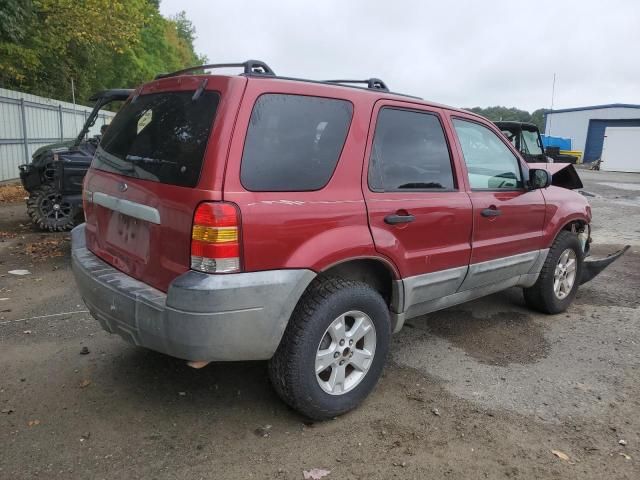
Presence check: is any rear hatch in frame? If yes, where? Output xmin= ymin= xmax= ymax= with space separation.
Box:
xmin=83 ymin=75 xmax=246 ymax=292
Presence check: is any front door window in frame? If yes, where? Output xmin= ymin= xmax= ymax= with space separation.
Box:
xmin=453 ymin=119 xmax=523 ymax=190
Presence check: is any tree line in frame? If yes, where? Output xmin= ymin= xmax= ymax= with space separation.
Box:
xmin=465 ymin=106 xmax=548 ymax=131
xmin=0 ymin=0 xmax=205 ymax=106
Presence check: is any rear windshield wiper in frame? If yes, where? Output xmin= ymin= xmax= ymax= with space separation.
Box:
xmin=95 ymin=149 xmax=135 ymax=172
xmin=125 ymin=155 xmax=177 ymax=166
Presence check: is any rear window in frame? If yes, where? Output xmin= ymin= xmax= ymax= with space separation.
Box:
xmin=93 ymin=91 xmax=220 ymax=188
xmin=240 ymin=94 xmax=353 ymax=191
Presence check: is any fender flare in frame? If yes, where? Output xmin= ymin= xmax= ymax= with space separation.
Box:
xmin=543 ymin=213 xmax=590 ymax=248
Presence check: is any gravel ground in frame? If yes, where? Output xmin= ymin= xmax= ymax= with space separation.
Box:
xmin=1 ymin=170 xmax=639 ymax=479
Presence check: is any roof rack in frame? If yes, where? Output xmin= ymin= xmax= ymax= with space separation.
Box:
xmin=324 ymin=78 xmax=389 ymax=92
xmin=155 ymin=60 xmax=275 ymax=80
xmin=152 ymin=61 xmax=419 ymax=99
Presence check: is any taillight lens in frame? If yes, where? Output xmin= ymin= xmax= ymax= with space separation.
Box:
xmin=191 ymin=202 xmax=241 ymax=273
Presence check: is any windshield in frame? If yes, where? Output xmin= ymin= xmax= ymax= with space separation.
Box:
xmin=93 ymin=91 xmax=220 ymax=187
xmin=521 ymin=129 xmax=543 ymax=156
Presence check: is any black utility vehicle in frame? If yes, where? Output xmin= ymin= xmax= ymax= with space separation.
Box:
xmin=19 ymin=89 xmax=132 ymax=231
xmin=496 ymin=121 xmax=579 ymax=164
xmin=495 ymin=121 xmax=550 ymax=163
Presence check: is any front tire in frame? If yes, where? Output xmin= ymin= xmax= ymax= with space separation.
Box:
xmin=268 ymin=277 xmax=391 ymax=420
xmin=523 ymin=230 xmax=583 ymax=314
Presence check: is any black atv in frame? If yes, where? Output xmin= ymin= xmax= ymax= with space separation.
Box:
xmin=18 ymin=89 xmax=132 ymax=231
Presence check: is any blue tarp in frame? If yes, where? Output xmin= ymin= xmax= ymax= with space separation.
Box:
xmin=541 ymin=134 xmax=571 ymax=150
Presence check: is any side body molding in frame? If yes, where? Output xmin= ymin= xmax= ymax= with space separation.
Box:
xmin=393 ymin=249 xmax=549 ymax=332
xmin=459 ymin=250 xmax=543 ymax=290
xmin=402 ymin=266 xmax=468 ymax=320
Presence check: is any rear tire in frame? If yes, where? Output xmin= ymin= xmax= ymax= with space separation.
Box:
xmin=26 ymin=184 xmax=76 ymax=232
xmin=268 ymin=277 xmax=390 ymax=420
xmin=523 ymin=230 xmax=583 ymax=314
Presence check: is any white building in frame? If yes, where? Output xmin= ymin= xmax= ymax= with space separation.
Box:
xmin=544 ymin=104 xmax=640 ymax=163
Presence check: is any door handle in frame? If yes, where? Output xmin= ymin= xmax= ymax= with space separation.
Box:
xmin=481 ymin=207 xmax=502 ymax=217
xmin=384 ymin=213 xmax=415 ymax=225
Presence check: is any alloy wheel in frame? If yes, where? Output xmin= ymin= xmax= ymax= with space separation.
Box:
xmin=553 ymin=248 xmax=577 ymax=300
xmin=315 ymin=310 xmax=377 ymax=395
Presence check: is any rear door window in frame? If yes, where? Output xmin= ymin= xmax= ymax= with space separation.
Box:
xmin=240 ymin=94 xmax=353 ymax=191
xmin=94 ymin=91 xmax=220 ymax=188
xmin=368 ymin=108 xmax=455 ymax=191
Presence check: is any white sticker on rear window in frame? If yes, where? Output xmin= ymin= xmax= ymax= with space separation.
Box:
xmin=137 ymin=109 xmax=152 ymax=134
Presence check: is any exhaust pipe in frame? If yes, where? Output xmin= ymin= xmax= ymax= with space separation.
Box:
xmin=187 ymin=360 xmax=210 ymax=369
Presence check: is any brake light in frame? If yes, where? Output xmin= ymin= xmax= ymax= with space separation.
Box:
xmin=191 ymin=202 xmax=241 ymax=273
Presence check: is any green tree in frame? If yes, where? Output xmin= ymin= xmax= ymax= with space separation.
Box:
xmin=465 ymin=106 xmax=548 ymax=131
xmin=172 ymin=11 xmax=195 ymax=45
xmin=0 ymin=0 xmax=33 ymax=42
xmin=530 ymin=109 xmax=548 ymax=132
xmin=0 ymin=0 xmax=204 ymax=105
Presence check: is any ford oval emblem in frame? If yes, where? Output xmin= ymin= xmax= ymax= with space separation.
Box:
xmin=118 ymin=182 xmax=128 ymax=193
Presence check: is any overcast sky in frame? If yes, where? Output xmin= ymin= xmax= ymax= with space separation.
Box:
xmin=160 ymin=0 xmax=639 ymax=112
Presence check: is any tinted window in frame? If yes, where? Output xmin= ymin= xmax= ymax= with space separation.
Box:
xmin=94 ymin=91 xmax=220 ymax=188
xmin=240 ymin=94 xmax=352 ymax=191
xmin=453 ymin=119 xmax=523 ymax=189
xmin=368 ymin=108 xmax=454 ymax=191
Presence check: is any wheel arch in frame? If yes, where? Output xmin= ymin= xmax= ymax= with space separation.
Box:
xmin=318 ymin=256 xmax=403 ymax=315
xmin=544 ymin=212 xmax=590 ymax=248
xmin=560 ymin=219 xmax=588 ymax=233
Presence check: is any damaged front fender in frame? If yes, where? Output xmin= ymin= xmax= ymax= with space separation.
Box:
xmin=580 ymin=245 xmax=630 ymax=285
xmin=528 ymin=162 xmax=584 ymax=190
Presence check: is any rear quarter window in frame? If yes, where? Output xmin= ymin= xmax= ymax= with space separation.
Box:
xmin=240 ymin=94 xmax=353 ymax=191
xmin=94 ymin=91 xmax=220 ymax=188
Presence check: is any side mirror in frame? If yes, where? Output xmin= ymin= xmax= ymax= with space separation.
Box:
xmin=528 ymin=168 xmax=551 ymax=189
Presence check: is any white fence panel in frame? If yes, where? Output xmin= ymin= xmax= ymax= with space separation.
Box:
xmin=0 ymin=87 xmax=116 ymax=181
xmin=0 ymin=101 xmax=22 ymax=139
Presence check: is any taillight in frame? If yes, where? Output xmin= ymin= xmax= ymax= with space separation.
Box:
xmin=191 ymin=202 xmax=241 ymax=273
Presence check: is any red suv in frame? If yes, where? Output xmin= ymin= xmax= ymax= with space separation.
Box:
xmin=71 ymin=61 xmax=626 ymax=419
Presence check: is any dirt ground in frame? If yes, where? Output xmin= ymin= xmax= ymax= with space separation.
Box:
xmin=1 ymin=170 xmax=639 ymax=479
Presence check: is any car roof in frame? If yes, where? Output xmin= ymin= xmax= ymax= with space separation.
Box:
xmin=150 ymin=60 xmax=479 ymax=121
xmin=247 ymin=74 xmax=480 ymax=122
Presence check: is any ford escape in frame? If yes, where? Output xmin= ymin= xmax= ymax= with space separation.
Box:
xmin=71 ymin=60 xmax=627 ymax=419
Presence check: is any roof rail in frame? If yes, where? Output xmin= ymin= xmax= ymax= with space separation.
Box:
xmin=324 ymin=78 xmax=389 ymax=92
xmin=155 ymin=60 xmax=275 ymax=80
xmin=151 ymin=64 xmax=418 ymax=98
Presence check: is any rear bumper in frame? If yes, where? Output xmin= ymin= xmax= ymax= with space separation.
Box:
xmin=71 ymin=224 xmax=315 ymax=361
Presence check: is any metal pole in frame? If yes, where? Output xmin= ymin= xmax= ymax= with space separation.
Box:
xmin=58 ymin=104 xmax=64 ymax=140
xmin=547 ymin=73 xmax=556 ymax=136
xmin=71 ymin=78 xmax=78 ymax=132
xmin=19 ymin=98 xmax=29 ymax=163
